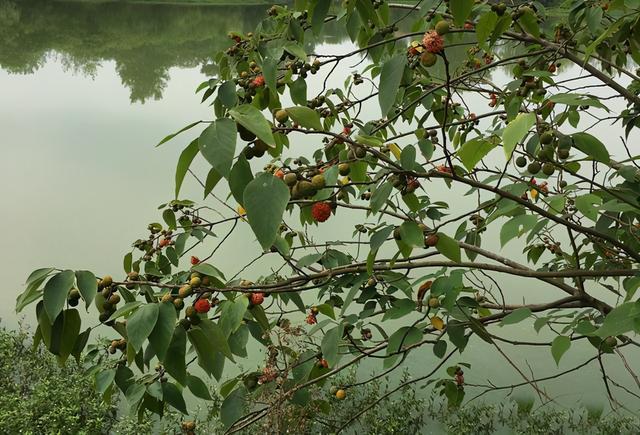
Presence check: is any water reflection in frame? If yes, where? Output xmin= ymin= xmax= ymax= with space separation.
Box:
xmin=0 ymin=0 xmax=266 ymax=102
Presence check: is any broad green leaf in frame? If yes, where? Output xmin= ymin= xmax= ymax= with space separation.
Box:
xmin=197 ymin=319 xmax=233 ymax=360
xmin=230 ymin=105 xmax=275 ymax=147
xmin=503 ymin=112 xmax=535 ymax=159
xmin=229 ymin=155 xmax=254 ymax=207
xmin=450 ymin=0 xmax=474 ymax=26
xmin=311 ymin=0 xmax=330 ymax=35
xmin=285 ymin=106 xmax=323 ymax=130
xmin=571 ymin=132 xmax=610 ymax=163
xmin=148 ymin=301 xmax=177 ymax=361
xmin=594 ymin=301 xmax=640 ymax=337
xmin=218 ymin=80 xmax=238 ymax=108
xmin=575 ymin=194 xmax=602 ymax=222
xmin=107 ymin=301 xmax=143 ymax=321
xmin=188 ymin=327 xmax=226 ymax=379
xmin=163 ymin=209 xmax=177 ymax=230
xmin=551 ymin=336 xmax=571 ymax=366
xmin=71 ymin=328 xmax=91 ymax=364
xmin=400 ymin=145 xmax=416 ymax=170
xmin=199 ymin=118 xmax=237 ymax=178
xmin=370 ymin=182 xmax=393 ymax=214
xmin=220 ymin=386 xmax=247 ymax=428
xmin=125 ymin=383 xmax=146 ymax=407
xmin=204 ymin=167 xmax=222 ymax=198
xmin=43 ymin=270 xmax=75 ymax=323
xmin=16 ymin=278 xmax=45 ymax=314
xmin=163 ymin=382 xmax=188 ymax=414
xmin=52 ymin=308 xmax=81 ymax=365
xmin=96 ymin=369 xmax=116 ymax=395
xmin=243 ymin=172 xmax=291 ymax=251
xmin=500 ymin=215 xmax=538 ymax=247
xmin=220 ymin=296 xmax=249 ymax=338
xmin=399 ymin=221 xmax=424 ymax=247
xmin=289 ymin=77 xmax=307 ymax=106
xmin=320 ymin=324 xmax=344 ymax=368
xmin=457 ymin=138 xmax=497 ymax=171
xmin=75 ymin=270 xmax=97 ymax=309
xmin=191 ymin=262 xmax=226 ymax=282
xmin=436 ymin=232 xmax=461 ymax=263
xmin=378 ymin=54 xmax=406 ymax=117
xmin=126 ymin=303 xmax=160 ymax=352
xmin=175 ymin=139 xmax=200 ymax=198
xmin=476 ymin=12 xmax=498 ymax=50
xmin=500 ymin=308 xmax=532 ymax=325
xmin=26 ymin=267 xmax=54 ymax=286
xmin=315 ymin=303 xmax=335 ymax=320
xmin=164 ymin=326 xmax=187 ymax=385
xmin=385 ymin=326 xmax=422 ymax=368
xmin=187 ymin=375 xmax=213 ymax=401
xmin=262 ymin=57 xmax=278 ymax=92
xmin=382 ymin=299 xmax=416 ymax=321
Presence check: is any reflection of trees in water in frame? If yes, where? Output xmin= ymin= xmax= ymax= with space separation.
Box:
xmin=0 ymin=0 xmax=562 ymax=102
xmin=0 ymin=0 xmax=265 ymax=102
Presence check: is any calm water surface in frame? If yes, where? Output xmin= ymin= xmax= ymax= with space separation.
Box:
xmin=1 ymin=0 xmax=638 ymax=415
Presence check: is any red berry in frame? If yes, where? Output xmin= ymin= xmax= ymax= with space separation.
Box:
xmin=194 ymin=299 xmax=211 ymax=313
xmin=250 ymin=292 xmax=265 ymax=305
xmin=252 ymin=75 xmax=265 ymax=87
xmin=311 ymin=202 xmax=332 ymax=223
xmin=305 ymin=313 xmax=317 ymax=325
xmin=190 ymin=256 xmax=200 ymax=265
xmin=159 ymin=238 xmax=170 ymax=248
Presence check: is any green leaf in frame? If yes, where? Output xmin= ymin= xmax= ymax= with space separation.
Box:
xmin=571 ymin=132 xmax=610 ymax=163
xmin=192 ymin=263 xmax=226 ymax=283
xmin=519 ymin=9 xmax=540 ymax=37
xmin=433 ymin=340 xmax=447 ymax=358
xmin=96 ymin=369 xmax=116 ymax=395
xmin=187 ymin=375 xmax=213 ymax=401
xmin=289 ymin=77 xmax=307 ymax=106
xmin=315 ymin=303 xmax=336 ymax=320
xmin=220 ymin=386 xmax=247 ymax=428
xmin=230 ymin=105 xmax=275 ymax=147
xmin=43 ymin=270 xmax=75 ymax=323
xmin=500 ymin=215 xmax=538 ymax=247
xmin=594 ymin=301 xmax=640 ymax=337
xmin=156 ymin=121 xmax=203 ymax=147
xmin=575 ymin=194 xmax=602 ymax=222
xmin=204 ymin=167 xmax=222 ymax=198
xmin=399 ymin=221 xmax=424 ymax=247
xmin=163 ymin=209 xmax=177 ymax=230
xmin=476 ymin=12 xmax=498 ymax=50
xmin=26 ymin=267 xmax=55 ymax=286
xmin=162 ymin=382 xmax=188 ymax=414
xmin=126 ymin=303 xmax=160 ymax=352
xmin=450 ymin=0 xmax=474 ymax=26
xmin=285 ymin=106 xmax=323 ymax=130
xmin=125 ymin=384 xmax=146 ymax=407
xmin=378 ymin=54 xmax=406 ymax=117
xmin=229 ymin=155 xmax=254 ymax=207
xmin=220 ymin=297 xmax=249 ymax=338
xmin=311 ymin=0 xmax=330 ymax=35
xmin=385 ymin=326 xmax=422 ymax=368
xmin=52 ymin=308 xmax=81 ymax=365
xmin=551 ymin=336 xmax=571 ymax=366
xmin=370 ymin=182 xmax=393 ymax=214
xmin=107 ymin=301 xmax=143 ymax=321
xmin=175 ymin=139 xmax=200 ymax=198
xmin=188 ymin=327 xmax=226 ymax=380
xmin=400 ymin=145 xmax=416 ymax=170
xmin=382 ymin=299 xmax=416 ymax=321
xmin=503 ymin=113 xmax=535 ymax=159
xmin=199 ymin=118 xmax=237 ymax=178
xmin=320 ymin=324 xmax=344 ymax=368
xmin=218 ymin=80 xmax=238 ymax=108
xmin=262 ymin=57 xmax=278 ymax=92
xmin=148 ymin=301 xmax=177 ymax=361
xmin=197 ymin=319 xmax=234 ymax=361
xmin=164 ymin=326 xmax=187 ymax=385
xmin=436 ymin=232 xmax=461 ymax=263
xmin=501 ymin=308 xmax=532 ymax=325
xmin=243 ymin=172 xmax=291 ymax=251
xmin=457 ymin=138 xmax=497 ymax=171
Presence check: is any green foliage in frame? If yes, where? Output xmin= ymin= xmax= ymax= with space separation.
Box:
xmin=0 ymin=324 xmax=118 ymax=435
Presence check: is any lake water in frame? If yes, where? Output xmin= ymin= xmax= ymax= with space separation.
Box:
xmin=1 ymin=0 xmax=639 ymax=416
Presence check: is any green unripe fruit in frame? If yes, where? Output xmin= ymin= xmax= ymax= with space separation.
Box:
xmin=297 ymin=180 xmax=317 ymax=197
xmin=185 ymin=306 xmax=197 ymax=317
xmin=99 ymin=312 xmax=110 ymax=323
xmin=101 ymin=275 xmax=113 ymax=287
xmin=238 ymin=124 xmax=256 ymax=141
xmin=102 ymin=302 xmax=113 ymax=312
xmin=528 ymin=162 xmax=541 ymax=174
xmin=435 ymin=20 xmax=450 ymax=35
xmin=393 ymin=227 xmax=402 ymax=240
xmin=179 ymin=318 xmax=191 ymax=330
xmin=284 ymin=173 xmax=298 ymax=186
xmin=69 ymin=288 xmax=81 ymax=299
xmin=108 ymin=294 xmax=121 ymax=305
xmin=354 ymin=146 xmax=367 ymax=158
xmin=515 ymin=156 xmax=527 ymax=168
xmin=311 ymin=174 xmax=326 ymax=189
xmin=428 ymin=297 xmax=440 ymax=308
xmin=559 ymin=180 xmax=568 ymax=188
xmin=254 ymin=140 xmax=269 ymax=153
xmin=420 ymin=52 xmax=437 ymax=67
xmin=178 ymin=285 xmax=192 ymax=298
xmin=557 ymin=149 xmax=570 ymax=160
xmin=188 ymin=315 xmax=201 ymax=325
xmin=173 ymin=298 xmax=185 ymax=310
xmin=190 ymin=276 xmax=202 ymax=287
xmin=338 ymin=163 xmax=351 ymax=176
xmin=604 ymin=336 xmax=617 ymax=348
xmin=540 ymin=131 xmax=553 ymax=144
xmin=542 ymin=162 xmax=555 ymax=176
xmin=275 ymin=109 xmax=289 ymax=123
xmin=68 ymin=297 xmax=79 ymax=307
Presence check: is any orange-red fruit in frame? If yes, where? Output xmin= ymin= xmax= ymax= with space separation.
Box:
xmin=159 ymin=238 xmax=170 ymax=247
xmin=194 ymin=299 xmax=211 ymax=313
xmin=190 ymin=256 xmax=200 ymax=265
xmin=311 ymin=202 xmax=332 ymax=222
xmin=274 ymin=169 xmax=285 ymax=179
xmin=250 ymin=292 xmax=265 ymax=305
xmin=422 ymin=31 xmax=444 ymax=53
xmin=252 ymin=75 xmax=265 ymax=87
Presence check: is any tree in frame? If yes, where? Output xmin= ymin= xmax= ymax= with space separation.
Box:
xmin=16 ymin=1 xmax=640 ymax=432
